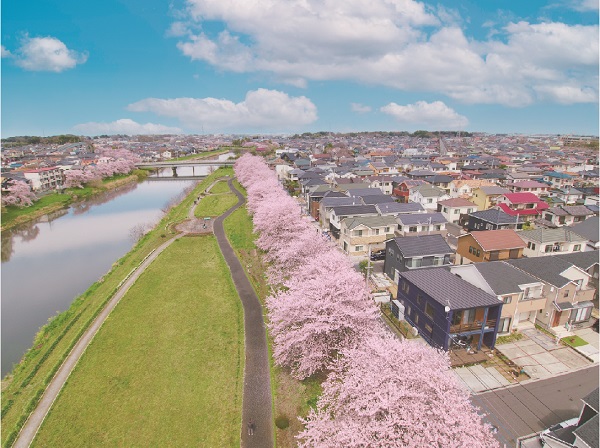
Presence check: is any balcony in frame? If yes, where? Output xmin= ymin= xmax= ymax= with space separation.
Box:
xmin=450 ymin=319 xmax=496 ymax=334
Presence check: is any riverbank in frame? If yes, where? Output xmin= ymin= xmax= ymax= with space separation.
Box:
xmin=1 ymin=168 xmax=232 ymax=448
xmin=1 ymin=171 xmax=147 ymax=231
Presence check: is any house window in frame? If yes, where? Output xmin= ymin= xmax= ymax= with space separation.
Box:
xmin=409 ymin=226 xmax=417 ymax=232
xmin=573 ymin=244 xmax=581 ymax=252
xmin=499 ymin=318 xmax=511 ymax=333
xmin=416 ymin=294 xmax=422 ymax=305
xmin=355 ymin=245 xmax=363 ymax=252
xmin=414 ymin=314 xmax=419 ymax=325
xmin=384 ymin=227 xmax=390 ymax=233
xmin=545 ymin=245 xmax=553 ymax=253
xmin=427 ymin=198 xmax=433 ymax=203
xmin=503 ymin=296 xmax=512 ymax=304
xmin=476 ymin=249 xmax=481 ymax=257
xmin=563 ymin=290 xmax=569 ymax=298
xmin=375 ymin=228 xmax=380 ymax=235
xmin=401 ymin=281 xmax=410 ymax=294
xmin=469 ymin=246 xmax=474 ymax=254
xmin=424 ymin=323 xmax=433 ymax=336
xmin=356 ymin=229 xmax=363 ymax=237
xmin=425 ymin=302 xmax=435 ymax=319
xmin=489 ymin=251 xmax=500 ymax=261
xmin=509 ymin=249 xmax=520 ymax=258
xmin=454 ymin=209 xmax=459 ymax=214
xmin=434 ymin=225 xmax=442 ymax=231
xmin=407 ymin=305 xmax=412 ymax=317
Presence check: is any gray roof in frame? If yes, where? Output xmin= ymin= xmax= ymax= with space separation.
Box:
xmin=507 ymin=257 xmax=580 ymax=288
xmin=377 ymin=202 xmax=425 ymax=215
xmin=397 ymin=212 xmax=447 ymax=225
xmin=474 ymin=262 xmax=541 ymax=295
xmin=391 ymin=234 xmax=452 ymax=258
xmin=469 ymin=208 xmax=521 ymax=224
xmin=331 ymin=204 xmax=379 ymax=217
xmin=548 ymin=205 xmax=595 ymax=217
xmin=411 ymin=184 xmax=447 ymax=197
xmin=574 ymin=414 xmax=599 ymax=448
xmin=553 ymin=250 xmax=599 ymax=271
xmin=321 ymin=197 xmax=362 ymax=208
xmin=400 ymin=268 xmax=501 ymax=310
xmin=343 ymin=215 xmax=398 ymax=230
xmin=570 ymin=216 xmax=600 ymax=243
xmin=361 ymin=195 xmax=395 ymax=205
xmin=583 ymin=387 xmax=599 ymax=412
xmin=347 ymin=188 xmax=386 ymax=197
xmin=478 ymin=186 xmax=510 ymax=195
xmin=517 ymin=227 xmax=588 ymax=244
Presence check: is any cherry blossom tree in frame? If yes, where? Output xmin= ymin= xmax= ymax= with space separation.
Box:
xmin=2 ymin=180 xmax=37 ymax=207
xmin=297 ymin=332 xmax=499 ymax=448
xmin=267 ymin=250 xmax=379 ymax=379
xmin=64 ymin=169 xmax=100 ymax=188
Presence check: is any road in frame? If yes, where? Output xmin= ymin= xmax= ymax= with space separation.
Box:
xmin=473 ymin=365 xmax=599 ymax=447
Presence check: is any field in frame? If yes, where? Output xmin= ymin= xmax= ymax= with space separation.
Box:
xmin=195 ymin=193 xmax=239 ymax=218
xmin=31 ymin=236 xmax=244 ymax=447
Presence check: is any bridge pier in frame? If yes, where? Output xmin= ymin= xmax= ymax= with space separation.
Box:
xmin=172 ymin=166 xmax=178 ymax=177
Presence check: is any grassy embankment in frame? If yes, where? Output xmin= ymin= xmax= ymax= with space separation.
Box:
xmin=170 ymin=148 xmax=231 ymax=161
xmin=222 ymin=181 xmax=322 ymax=448
xmin=0 ymin=167 xmax=232 ymax=448
xmin=32 ymin=236 xmax=244 ymax=447
xmin=1 ymin=171 xmax=149 ymax=231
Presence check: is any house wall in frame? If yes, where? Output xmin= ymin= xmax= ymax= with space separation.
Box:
xmin=522 ymin=240 xmax=585 ymax=258
xmin=456 ymin=235 xmax=485 ymax=264
xmin=383 ymin=241 xmax=451 ymax=280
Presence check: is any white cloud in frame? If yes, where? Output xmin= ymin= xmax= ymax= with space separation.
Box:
xmin=73 ymin=119 xmax=182 ymax=136
xmin=127 ymin=88 xmax=318 ymax=132
xmin=571 ymin=0 xmax=599 ymax=11
xmin=14 ymin=36 xmax=87 ymax=72
xmin=1 ymin=45 xmax=12 ymax=58
xmin=351 ymin=103 xmax=372 ymax=113
xmin=381 ymin=101 xmax=469 ymax=129
xmin=173 ymin=1 xmax=599 ymax=106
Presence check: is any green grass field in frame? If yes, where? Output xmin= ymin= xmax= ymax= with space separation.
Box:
xmin=1 ymin=168 xmax=234 ymax=448
xmin=32 ymin=236 xmax=244 ymax=447
xmin=195 ymin=193 xmax=239 ymax=218
xmin=209 ymin=180 xmax=233 ymax=195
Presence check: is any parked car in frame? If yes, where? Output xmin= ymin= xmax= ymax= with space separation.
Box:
xmin=370 ymin=250 xmax=386 ymax=261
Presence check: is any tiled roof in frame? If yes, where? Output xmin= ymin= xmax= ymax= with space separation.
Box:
xmin=361 ymin=195 xmax=395 ymax=205
xmin=469 ymin=209 xmax=521 ymax=224
xmin=573 ymin=414 xmax=599 ymax=448
xmin=517 ymin=227 xmax=587 ymax=244
xmin=397 ymin=212 xmax=447 ymax=225
xmin=570 ymin=217 xmax=600 ymax=243
xmin=507 ymin=256 xmax=579 ymax=288
xmin=331 ymin=204 xmax=378 ymax=217
xmin=438 ymin=198 xmax=476 ymax=208
xmin=377 ymin=202 xmax=425 ymax=214
xmin=343 ymin=215 xmax=397 ymax=230
xmin=469 ymin=229 xmax=526 ymax=251
xmin=478 ymin=186 xmax=510 ymax=195
xmin=498 ymin=203 xmax=548 ymax=216
xmin=347 ymin=188 xmax=385 ymax=197
xmin=321 ymin=197 xmax=362 ymax=207
xmin=392 ymin=234 xmax=452 ymax=258
xmin=474 ymin=261 xmax=541 ymax=295
xmin=400 ymin=267 xmax=500 ymax=310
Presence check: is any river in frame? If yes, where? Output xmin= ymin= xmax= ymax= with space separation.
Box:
xmin=1 ymin=179 xmax=195 ymax=377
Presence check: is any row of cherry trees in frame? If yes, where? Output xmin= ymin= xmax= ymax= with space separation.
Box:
xmin=234 ymin=154 xmax=498 ymax=447
xmin=1 ymin=180 xmax=37 ymax=208
xmin=64 ymin=149 xmax=140 ymax=188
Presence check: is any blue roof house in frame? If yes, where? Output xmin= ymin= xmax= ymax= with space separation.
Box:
xmin=397 ymin=267 xmax=503 ymax=351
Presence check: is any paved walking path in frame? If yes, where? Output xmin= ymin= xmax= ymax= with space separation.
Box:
xmin=14 ymin=176 xmax=273 ymax=448
xmin=213 ymin=179 xmax=274 ymax=448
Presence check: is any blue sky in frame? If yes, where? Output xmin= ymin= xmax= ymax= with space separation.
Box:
xmin=2 ymin=0 xmax=598 ymax=137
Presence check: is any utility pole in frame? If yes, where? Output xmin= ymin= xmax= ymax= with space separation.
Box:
xmin=366 ymin=244 xmax=372 ymax=287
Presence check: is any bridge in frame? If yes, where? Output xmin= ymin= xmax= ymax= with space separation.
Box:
xmin=136 ymin=160 xmax=235 ymax=178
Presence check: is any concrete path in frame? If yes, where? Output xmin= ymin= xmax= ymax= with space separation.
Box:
xmin=13 ymin=235 xmax=181 ymax=448
xmin=213 ymin=179 xmax=274 ymax=448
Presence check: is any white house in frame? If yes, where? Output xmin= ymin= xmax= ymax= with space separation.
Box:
xmin=518 ymin=228 xmax=588 ymax=257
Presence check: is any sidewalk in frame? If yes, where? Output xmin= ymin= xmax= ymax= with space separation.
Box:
xmin=454 ymin=325 xmax=596 ymax=394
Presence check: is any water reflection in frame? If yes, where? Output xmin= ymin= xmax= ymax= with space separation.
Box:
xmin=1 ymin=179 xmax=195 ymax=376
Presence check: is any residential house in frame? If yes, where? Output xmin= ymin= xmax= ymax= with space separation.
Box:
xmin=367 ymin=175 xmax=394 ymax=195
xmin=392 ymin=179 xmax=428 ymax=203
xmin=496 ymin=192 xmax=549 ymax=222
xmin=383 ymin=234 xmax=453 ymax=284
xmin=543 ymin=171 xmax=574 ymax=189
xmin=450 ymin=262 xmax=546 ymax=334
xmin=542 ymin=205 xmax=595 ymax=227
xmin=456 ymin=229 xmax=526 ymax=264
xmin=307 ymin=189 xmax=347 ymax=221
xmin=22 ymin=167 xmax=64 ymax=191
xmin=376 ymin=202 xmax=426 ymax=216
xmin=437 ymin=198 xmax=477 ymax=224
xmin=570 ymin=217 xmax=600 ymax=251
xmin=448 ymin=179 xmax=496 ymax=199
xmin=472 ymin=186 xmax=511 ymax=211
xmin=408 ymin=184 xmax=450 ymax=211
xmin=518 ymin=228 xmax=588 ymax=257
xmin=319 ymin=196 xmax=363 ymax=229
xmin=508 ymin=256 xmax=596 ymax=331
xmin=339 ymin=215 xmax=397 ymax=254
xmin=548 ymin=187 xmax=584 ymax=205
xmin=328 ymin=205 xmax=379 ymax=239
xmin=424 ymin=175 xmax=454 ymax=193
xmin=397 ymin=267 xmax=502 ymax=351
xmin=396 ymin=212 xmax=448 ymax=238
xmin=464 ymin=209 xmax=524 ymax=232
xmin=504 ymin=180 xmax=550 ymax=196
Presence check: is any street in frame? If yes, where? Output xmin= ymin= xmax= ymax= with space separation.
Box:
xmin=473 ymin=365 xmax=599 ymax=447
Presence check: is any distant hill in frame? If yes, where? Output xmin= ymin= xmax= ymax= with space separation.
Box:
xmin=1 ymin=134 xmax=85 ymax=148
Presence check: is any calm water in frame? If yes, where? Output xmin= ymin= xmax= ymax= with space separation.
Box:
xmin=1 ymin=179 xmax=195 ymax=376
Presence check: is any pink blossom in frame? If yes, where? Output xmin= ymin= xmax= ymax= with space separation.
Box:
xmin=2 ymin=180 xmax=37 ymax=207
